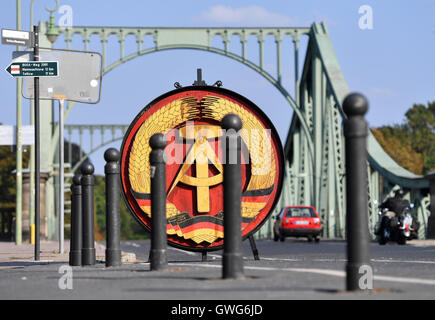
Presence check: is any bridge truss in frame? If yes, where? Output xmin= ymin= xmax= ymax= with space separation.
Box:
xmin=34 ymin=19 xmax=430 ymax=240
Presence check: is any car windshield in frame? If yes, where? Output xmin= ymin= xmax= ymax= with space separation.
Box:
xmin=285 ymin=207 xmax=316 ymax=218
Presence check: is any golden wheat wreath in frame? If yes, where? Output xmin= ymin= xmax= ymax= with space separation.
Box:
xmin=121 ymin=87 xmax=283 ymax=250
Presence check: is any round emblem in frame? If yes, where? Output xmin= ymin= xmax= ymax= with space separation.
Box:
xmin=120 ymin=86 xmax=283 ymax=251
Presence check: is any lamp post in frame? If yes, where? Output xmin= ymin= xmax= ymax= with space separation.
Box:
xmin=15 ymin=0 xmax=23 ymax=245
xmin=28 ymin=0 xmax=59 ymax=246
xmin=44 ymin=7 xmax=62 ymax=252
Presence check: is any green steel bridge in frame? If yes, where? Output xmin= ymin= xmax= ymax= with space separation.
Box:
xmin=28 ymin=17 xmax=430 ymax=241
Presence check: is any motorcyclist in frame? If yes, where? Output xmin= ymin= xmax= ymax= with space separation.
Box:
xmin=377 ymin=189 xmax=413 ymax=244
xmin=379 ymin=189 xmax=410 ymax=220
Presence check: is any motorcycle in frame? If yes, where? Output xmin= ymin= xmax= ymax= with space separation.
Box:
xmin=375 ymin=205 xmax=415 ymax=245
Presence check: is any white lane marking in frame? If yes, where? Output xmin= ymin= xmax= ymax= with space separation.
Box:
xmin=252 ymin=257 xmax=435 ymax=265
xmin=166 ymin=247 xmax=222 ymax=259
xmin=374 ymin=275 xmax=435 ymax=286
xmin=373 ymin=259 xmax=435 ymax=264
xmin=124 ymin=242 xmax=140 ymax=247
xmin=171 ymin=263 xmax=435 ymax=286
xmin=260 ymin=257 xmax=301 ymax=262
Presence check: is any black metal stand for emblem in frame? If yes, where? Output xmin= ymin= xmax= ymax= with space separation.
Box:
xmin=248 ymin=235 xmax=260 ymax=261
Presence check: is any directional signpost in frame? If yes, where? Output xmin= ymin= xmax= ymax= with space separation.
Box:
xmin=1 ymin=28 xmax=33 ymax=47
xmin=4 ymin=26 xmax=102 ymax=259
xmin=5 ymin=61 xmax=58 ymax=78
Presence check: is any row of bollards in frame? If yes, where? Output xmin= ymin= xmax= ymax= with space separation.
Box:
xmin=67 ymin=93 xmax=370 ymax=290
xmin=68 ymin=114 xmax=245 ymax=279
xmin=69 ymin=162 xmax=96 ymax=266
xmin=69 ymin=149 xmax=121 ymax=268
xmin=148 ymin=114 xmax=245 ymax=278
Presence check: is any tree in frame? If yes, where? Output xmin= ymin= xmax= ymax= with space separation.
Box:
xmin=372 ymin=101 xmax=435 ymax=175
xmin=0 ymin=146 xmax=30 ymax=209
xmin=404 ymin=101 xmax=435 ymax=173
xmin=371 ymin=128 xmax=424 ymax=175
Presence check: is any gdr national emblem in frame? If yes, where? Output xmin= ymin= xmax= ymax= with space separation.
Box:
xmin=120 ymin=84 xmax=283 ymax=251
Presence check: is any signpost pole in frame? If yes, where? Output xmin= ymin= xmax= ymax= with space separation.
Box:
xmin=59 ymin=99 xmax=65 ymax=253
xmin=33 ymin=25 xmax=40 ymax=261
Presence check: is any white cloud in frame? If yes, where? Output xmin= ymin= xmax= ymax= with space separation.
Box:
xmin=193 ymin=5 xmax=299 ymax=27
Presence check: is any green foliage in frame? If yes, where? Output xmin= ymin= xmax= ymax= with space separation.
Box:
xmin=0 ymin=146 xmax=30 ymax=209
xmin=371 ymin=128 xmax=424 ymax=174
xmin=372 ymin=101 xmax=435 ymax=175
xmin=94 ymin=175 xmax=149 ymax=240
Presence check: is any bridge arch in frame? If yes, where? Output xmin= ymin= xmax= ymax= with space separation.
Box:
xmin=55 ymin=42 xmax=314 ymax=163
xmin=40 ymin=22 xmax=430 ymax=240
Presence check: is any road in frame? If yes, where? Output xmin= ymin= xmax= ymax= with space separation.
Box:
xmin=1 ymin=238 xmax=434 ymax=300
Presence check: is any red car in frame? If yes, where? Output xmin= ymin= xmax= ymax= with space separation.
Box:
xmin=273 ymin=206 xmax=322 ymax=242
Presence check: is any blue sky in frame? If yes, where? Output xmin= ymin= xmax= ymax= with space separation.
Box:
xmin=1 ymin=0 xmax=434 ymax=174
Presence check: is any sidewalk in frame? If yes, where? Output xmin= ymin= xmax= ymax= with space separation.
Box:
xmin=0 ymin=240 xmax=136 ymax=267
xmin=407 ymin=239 xmax=435 ymax=246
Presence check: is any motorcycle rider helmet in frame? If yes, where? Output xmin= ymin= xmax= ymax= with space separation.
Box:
xmin=394 ymin=189 xmax=404 ymax=198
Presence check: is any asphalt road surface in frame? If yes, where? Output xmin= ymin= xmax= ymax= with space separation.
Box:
xmin=1 ymin=238 xmax=435 ymax=300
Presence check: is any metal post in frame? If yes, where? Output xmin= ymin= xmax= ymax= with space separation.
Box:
xmin=81 ymin=162 xmax=96 ymax=266
xmin=343 ymin=93 xmax=371 ymax=291
xmin=276 ymin=37 xmax=282 ymax=85
xmin=29 ymin=98 xmax=35 ymax=245
xmin=149 ymin=133 xmax=168 ymax=271
xmin=59 ymin=99 xmax=65 ymax=253
xmin=29 ymin=0 xmax=35 ymax=243
xmin=293 ymin=37 xmax=300 ymax=106
xmin=15 ymin=0 xmax=22 ymax=246
xmin=104 ymin=148 xmax=121 ymax=267
xmin=33 ymin=25 xmax=40 ymax=261
xmin=221 ymin=114 xmax=244 ymax=279
xmin=248 ymin=235 xmax=260 ymax=261
xmin=201 ymin=251 xmax=207 ymax=262
xmin=69 ymin=174 xmax=82 ymax=266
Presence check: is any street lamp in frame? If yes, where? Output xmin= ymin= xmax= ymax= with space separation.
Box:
xmin=45 ymin=11 xmax=59 ymax=44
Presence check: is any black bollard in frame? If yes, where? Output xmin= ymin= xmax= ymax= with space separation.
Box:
xmin=343 ymin=93 xmax=371 ymax=291
xmin=221 ymin=114 xmax=244 ymax=279
xmin=149 ymin=133 xmax=168 ymax=271
xmin=81 ymin=162 xmax=96 ymax=266
xmin=69 ymin=174 xmax=82 ymax=266
xmin=104 ymin=148 xmax=122 ymax=267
